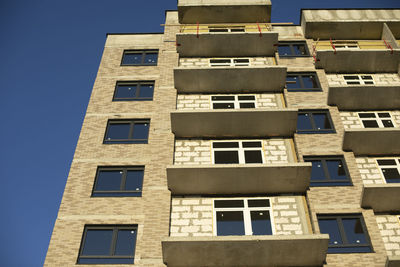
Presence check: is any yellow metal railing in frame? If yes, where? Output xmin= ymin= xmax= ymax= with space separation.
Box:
xmin=180 ymin=23 xmax=272 ymax=34
xmin=314 ymin=40 xmax=388 ymax=50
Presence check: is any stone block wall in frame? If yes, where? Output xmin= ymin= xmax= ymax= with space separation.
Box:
xmin=340 ymin=111 xmax=400 ymax=129
xmin=176 ymin=93 xmax=281 ymax=110
xmin=179 ymin=57 xmax=275 ymax=67
xmin=174 ymin=138 xmax=293 ymax=165
xmin=376 ymin=215 xmax=400 ymax=256
xmin=356 ymin=157 xmax=395 ymax=185
xmin=170 ymin=196 xmax=309 ymax=237
xmin=326 ymin=73 xmax=400 ymax=86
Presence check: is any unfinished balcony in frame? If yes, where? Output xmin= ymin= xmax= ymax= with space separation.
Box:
xmin=178 ymin=0 xmax=271 ymax=24
xmin=162 ymin=196 xmax=329 ymax=267
xmin=167 ymin=139 xmax=311 ymax=194
xmin=314 ymin=40 xmax=400 ymax=73
xmin=327 ymin=73 xmax=400 ymax=110
xmin=174 ymin=57 xmax=287 ymax=93
xmin=176 ymin=24 xmax=278 ymax=57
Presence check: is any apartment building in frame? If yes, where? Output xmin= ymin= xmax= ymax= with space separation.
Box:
xmin=45 ymin=1 xmax=400 ymax=266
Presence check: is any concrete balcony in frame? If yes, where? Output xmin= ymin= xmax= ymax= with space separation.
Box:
xmin=342 ymin=128 xmax=400 ymax=155
xmin=162 ymin=234 xmax=329 ymax=267
xmin=328 ymin=84 xmax=400 ymax=110
xmin=176 ymin=25 xmax=278 ymax=57
xmin=361 ymin=184 xmax=400 ymax=212
xmin=387 ymin=255 xmax=400 ymax=267
xmin=174 ymin=66 xmax=287 ymax=93
xmin=166 ymin=163 xmax=312 ymax=195
xmin=178 ymin=0 xmax=271 ymax=24
xmin=171 ymin=108 xmax=297 ymax=138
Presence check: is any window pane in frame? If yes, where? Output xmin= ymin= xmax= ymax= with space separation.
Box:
xmin=95 ymin=171 xmax=123 ymax=191
xmin=302 ymin=75 xmax=319 ymax=88
xmin=210 ymin=59 xmax=231 ymax=64
xmin=293 ymin=44 xmax=307 ymax=55
xmin=377 ymin=113 xmax=391 ymax=118
xmin=144 ymin=53 xmax=157 ymax=64
xmin=114 ymin=230 xmax=137 ymax=256
xmin=209 ymin=28 xmax=228 ymax=32
xmin=342 ymin=218 xmax=368 ymax=245
xmin=358 ymin=113 xmax=375 ymax=118
xmin=216 ymin=211 xmax=245 ymax=236
xmin=248 ymin=199 xmax=270 ymax=207
xmin=78 ymin=258 xmax=134 ymax=264
xmin=278 ymin=45 xmax=292 ymax=56
xmin=318 ymin=219 xmax=343 ymax=245
xmin=212 ymin=96 xmax=235 ymax=101
xmin=234 ymin=59 xmax=249 ymax=64
xmin=297 ymin=113 xmax=312 ymax=130
xmin=362 ymin=120 xmax=379 ymax=128
xmin=251 ymin=210 xmax=272 ymax=235
xmin=313 ymin=113 xmax=332 ymax=130
xmin=344 ymin=75 xmax=359 ymax=80
xmin=106 ymin=123 xmax=131 ymax=140
xmin=244 ymin=150 xmax=263 ymax=163
xmin=238 ymin=96 xmax=255 ymax=100
xmin=377 ymin=159 xmax=397 ymax=165
xmin=286 ymin=76 xmax=300 ymax=89
xmin=326 ymin=160 xmax=347 ymax=180
xmin=309 ymin=160 xmax=327 ymax=181
xmin=213 ymin=103 xmax=234 ymax=109
xmin=239 ymin=103 xmax=255 ymax=108
xmin=242 ymin=141 xmax=262 ymax=148
xmin=138 ymin=84 xmax=154 ymax=98
xmin=115 ymin=84 xmax=137 ymax=99
xmin=382 ymin=168 xmax=400 ymax=183
xmin=125 ymin=170 xmax=143 ymax=191
xmin=382 ymin=120 xmax=394 ymax=128
xmin=214 ymin=151 xmax=239 ymax=164
xmin=213 ymin=142 xmax=239 ymax=148
xmin=122 ymin=53 xmax=142 ymax=65
xmin=215 ymin=200 xmax=244 ymax=208
xmin=132 ymin=123 xmax=149 ymax=140
xmin=82 ymin=230 xmax=113 ymax=255
xmin=361 ymin=75 xmax=373 ymax=80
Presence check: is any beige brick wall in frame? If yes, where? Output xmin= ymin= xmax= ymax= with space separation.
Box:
xmin=179 ymin=56 xmax=275 ymax=67
xmin=174 ymin=138 xmax=293 ymax=165
xmin=326 ymin=73 xmax=400 ymax=86
xmin=170 ymin=196 xmax=309 ymax=237
xmin=376 ymin=215 xmax=400 ymax=256
xmin=176 ymin=93 xmax=282 ymax=110
xmin=340 ymin=111 xmax=400 ymax=129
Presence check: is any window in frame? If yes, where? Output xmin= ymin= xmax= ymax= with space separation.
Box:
xmin=211 ymin=95 xmax=256 ymax=109
xmin=208 ymin=26 xmax=245 ymax=32
xmin=209 ymin=58 xmax=250 ymax=67
xmin=358 ymin=112 xmax=395 ymax=128
xmin=212 ymin=141 xmax=264 ymax=164
xmin=286 ymin=73 xmax=322 ymax=92
xmin=318 ymin=214 xmax=372 ymax=253
xmin=304 ymin=156 xmax=352 ymax=186
xmin=344 ymin=75 xmax=374 ymax=85
xmin=113 ymin=81 xmax=154 ymax=101
xmin=121 ymin=50 xmax=158 ymax=66
xmin=278 ymin=42 xmax=309 ymax=57
xmin=297 ymin=110 xmax=335 ymax=134
xmin=213 ymin=198 xmax=274 ymax=236
xmin=78 ymin=225 xmax=137 ymax=264
xmin=332 ymin=41 xmax=359 ymax=49
xmin=92 ymin=167 xmax=144 ymax=197
xmin=376 ymin=158 xmax=400 ymax=183
xmin=104 ymin=119 xmax=149 ymax=144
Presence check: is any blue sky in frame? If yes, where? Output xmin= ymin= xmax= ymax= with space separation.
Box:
xmin=1 ymin=0 xmax=399 ymax=266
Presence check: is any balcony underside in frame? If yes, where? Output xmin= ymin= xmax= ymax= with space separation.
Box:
xmin=328 ymin=85 xmax=400 ymax=110
xmin=174 ymin=66 xmax=287 ymax=93
xmin=178 ymin=1 xmax=271 ymax=24
xmin=315 ymin=50 xmax=400 ymax=73
xmin=171 ymin=109 xmax=298 ymax=138
xmin=166 ymin=163 xmax=312 ymax=195
xmin=162 ymin=234 xmax=329 ymax=267
xmin=343 ymin=128 xmax=400 ymax=155
xmin=387 ymin=256 xmax=400 ymax=267
xmin=361 ymin=184 xmax=400 ymax=212
xmin=176 ymin=32 xmax=278 ymax=57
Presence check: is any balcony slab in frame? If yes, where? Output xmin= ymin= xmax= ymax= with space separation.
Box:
xmin=361 ymin=184 xmax=400 ymax=212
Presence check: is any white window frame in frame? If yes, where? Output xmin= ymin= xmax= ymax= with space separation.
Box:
xmin=209 ymin=58 xmax=250 ymax=67
xmin=212 ymin=197 xmax=275 ymax=236
xmin=375 ymin=158 xmax=400 ymax=184
xmin=344 ymin=75 xmax=374 ymax=85
xmin=357 ymin=112 xmax=396 ymax=128
xmin=211 ymin=140 xmax=264 ymax=164
xmin=210 ymin=95 xmax=257 ymax=109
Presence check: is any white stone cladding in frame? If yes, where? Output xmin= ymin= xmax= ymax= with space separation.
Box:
xmin=326 ymin=73 xmax=400 ymax=86
xmin=174 ymin=139 xmax=292 ymax=165
xmin=176 ymin=93 xmax=281 ymax=110
xmin=355 ymin=157 xmax=398 ymax=185
xmin=340 ymin=111 xmax=400 ymax=129
xmin=179 ymin=57 xmax=275 ymax=67
xmin=170 ymin=196 xmax=306 ymax=237
xmin=376 ymin=215 xmax=400 ymax=256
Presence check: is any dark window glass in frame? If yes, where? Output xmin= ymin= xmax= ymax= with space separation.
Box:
xmin=304 ymin=157 xmax=351 ymax=186
xmin=216 ymin=211 xmax=245 ymax=236
xmin=78 ymin=226 xmax=137 ymax=264
xmin=362 ymin=121 xmax=379 ymax=128
xmin=212 ymin=96 xmax=235 ymax=101
xmin=248 ymin=199 xmax=270 ymax=207
xmin=121 ymin=50 xmax=158 ymax=66
xmin=378 ymin=112 xmax=391 ymax=118
xmin=318 ymin=215 xmax=372 ymax=253
xmin=382 ymin=168 xmax=400 ymax=183
xmin=238 ymin=96 xmax=255 ymax=100
xmin=214 ymin=151 xmax=239 ymax=164
xmin=213 ymin=103 xmax=234 ymax=109
xmin=251 ymin=211 xmax=272 ymax=235
xmin=214 ymin=200 xmax=244 ymax=208
xmin=242 ymin=141 xmax=262 ymax=148
xmin=104 ymin=120 xmax=150 ymax=144
xmin=377 ymin=159 xmax=397 ymax=165
xmin=286 ymin=73 xmax=321 ymax=91
xmin=213 ymin=142 xmax=239 ymax=148
xmin=210 ymin=59 xmax=231 ymax=64
xmin=382 ymin=120 xmax=394 ymax=128
xmin=114 ymin=84 xmax=137 ymax=99
xmin=239 ymin=102 xmax=255 ymax=108
xmin=244 ymin=151 xmax=263 ymax=163
xmin=92 ymin=167 xmax=144 ymax=197
xmin=209 ymin=28 xmax=229 ymax=32
xmin=297 ymin=110 xmax=335 ymax=134
xmin=230 ymin=28 xmax=245 ymax=32
xmin=234 ymin=59 xmax=249 ymax=64
xmin=358 ymin=113 xmax=376 ymax=118
xmin=278 ymin=42 xmax=309 ymax=57
xmin=138 ymin=84 xmax=154 ymax=98
xmin=113 ymin=82 xmax=154 ymax=101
